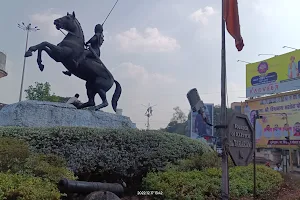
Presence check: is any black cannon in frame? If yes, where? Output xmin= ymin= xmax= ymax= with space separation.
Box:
xmin=58 ymin=178 xmax=125 ymax=200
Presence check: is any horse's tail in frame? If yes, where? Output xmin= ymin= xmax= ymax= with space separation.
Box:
xmin=112 ymin=80 xmax=122 ymax=112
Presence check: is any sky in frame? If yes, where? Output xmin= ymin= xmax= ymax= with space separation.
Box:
xmin=0 ymin=0 xmax=299 ymax=129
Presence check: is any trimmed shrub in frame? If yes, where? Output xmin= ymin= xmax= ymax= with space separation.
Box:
xmin=0 ymin=172 xmax=60 ymax=200
xmin=24 ymin=153 xmax=77 ymax=183
xmin=0 ymin=127 xmax=212 ymax=182
xmin=165 ymin=152 xmax=234 ymax=172
xmin=143 ymin=165 xmax=283 ymax=200
xmin=0 ymin=137 xmax=30 ymax=172
xmin=0 ymin=136 xmax=76 ymax=184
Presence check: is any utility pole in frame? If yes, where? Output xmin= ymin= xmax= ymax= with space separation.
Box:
xmin=18 ymin=22 xmax=39 ymax=102
xmin=142 ymin=103 xmax=156 ymax=130
xmin=220 ymin=1 xmax=229 ymax=199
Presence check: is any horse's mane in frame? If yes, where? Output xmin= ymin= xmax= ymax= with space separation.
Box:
xmin=74 ymin=17 xmax=85 ymax=43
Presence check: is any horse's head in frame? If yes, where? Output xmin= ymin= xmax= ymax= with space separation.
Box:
xmin=54 ymin=11 xmax=77 ymax=33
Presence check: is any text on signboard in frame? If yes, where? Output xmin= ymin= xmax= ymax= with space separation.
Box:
xmin=229 ymin=123 xmax=252 ymax=148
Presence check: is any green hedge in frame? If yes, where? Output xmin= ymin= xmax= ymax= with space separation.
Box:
xmin=23 ymin=153 xmax=76 ymax=183
xmin=0 ymin=127 xmax=212 ymax=181
xmin=165 ymin=152 xmax=235 ymax=171
xmin=0 ymin=136 xmax=76 ymax=199
xmin=0 ymin=172 xmax=60 ymax=200
xmin=0 ymin=137 xmax=76 ymax=183
xmin=143 ymin=165 xmax=283 ymax=200
xmin=0 ymin=137 xmax=30 ymax=172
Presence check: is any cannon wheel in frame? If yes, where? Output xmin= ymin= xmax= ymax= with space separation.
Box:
xmin=84 ymin=191 xmax=121 ymax=200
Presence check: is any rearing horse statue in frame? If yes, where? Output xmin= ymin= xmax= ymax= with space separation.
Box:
xmin=24 ymin=11 xmax=122 ymax=112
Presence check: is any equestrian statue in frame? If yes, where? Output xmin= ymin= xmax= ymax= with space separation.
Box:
xmin=24 ymin=11 xmax=122 ymax=112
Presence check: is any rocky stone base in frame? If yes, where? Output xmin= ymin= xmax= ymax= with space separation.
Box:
xmin=0 ymin=100 xmax=135 ymax=129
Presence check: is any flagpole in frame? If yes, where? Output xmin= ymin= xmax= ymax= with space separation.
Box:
xmin=221 ymin=0 xmax=229 ymax=199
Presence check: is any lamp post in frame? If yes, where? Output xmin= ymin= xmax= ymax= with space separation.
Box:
xmin=237 ymin=60 xmax=250 ymax=64
xmin=283 ymin=46 xmax=298 ymax=50
xmin=18 ymin=22 xmax=39 ymax=102
xmin=258 ymin=53 xmax=278 ymax=57
xmin=253 ymin=110 xmax=263 ymax=199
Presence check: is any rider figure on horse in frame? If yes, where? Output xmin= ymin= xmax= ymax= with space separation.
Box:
xmin=63 ymin=24 xmax=104 ymax=76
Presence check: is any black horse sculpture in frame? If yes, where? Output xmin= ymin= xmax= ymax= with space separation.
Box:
xmin=24 ymin=11 xmax=121 ymax=112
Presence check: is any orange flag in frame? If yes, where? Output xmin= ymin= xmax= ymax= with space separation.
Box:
xmin=223 ymin=0 xmax=244 ymax=51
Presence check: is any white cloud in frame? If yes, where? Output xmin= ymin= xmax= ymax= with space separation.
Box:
xmin=116 ymin=62 xmax=176 ymax=84
xmin=189 ymin=6 xmax=216 ymax=25
xmin=30 ymin=9 xmax=62 ymax=37
xmin=116 ymin=28 xmax=180 ymax=53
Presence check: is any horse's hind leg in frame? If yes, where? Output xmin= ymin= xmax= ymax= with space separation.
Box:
xmin=77 ymin=82 xmax=96 ymax=109
xmin=95 ymin=89 xmax=109 ymax=111
xmin=94 ymin=77 xmax=112 ymax=111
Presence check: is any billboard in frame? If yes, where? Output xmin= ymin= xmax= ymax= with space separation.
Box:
xmin=246 ymin=50 xmax=300 ymax=97
xmin=190 ymin=103 xmax=214 ymax=139
xmin=242 ymin=90 xmax=300 ymax=149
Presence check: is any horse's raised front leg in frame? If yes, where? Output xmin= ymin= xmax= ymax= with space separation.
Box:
xmin=25 ymin=42 xmax=44 ymax=57
xmin=37 ymin=46 xmax=52 ymax=72
xmin=25 ymin=41 xmax=63 ymax=58
xmin=26 ymin=42 xmax=71 ymax=71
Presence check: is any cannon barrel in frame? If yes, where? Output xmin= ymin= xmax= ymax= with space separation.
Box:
xmin=58 ymin=178 xmax=124 ymax=197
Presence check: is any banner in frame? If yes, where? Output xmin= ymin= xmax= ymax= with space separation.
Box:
xmin=242 ymin=91 xmax=300 ymax=149
xmin=246 ymin=50 xmax=300 ymax=97
xmin=190 ymin=104 xmax=214 ymax=139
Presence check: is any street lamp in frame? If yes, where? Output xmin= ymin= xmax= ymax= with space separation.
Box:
xmin=237 ymin=60 xmax=250 ymax=64
xmin=283 ymin=46 xmax=298 ymax=50
xmin=258 ymin=53 xmax=278 ymax=57
xmin=18 ymin=22 xmax=39 ymax=102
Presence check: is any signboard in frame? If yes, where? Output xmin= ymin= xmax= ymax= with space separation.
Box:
xmin=190 ymin=103 xmax=214 ymax=139
xmin=242 ymin=90 xmax=300 ymax=149
xmin=246 ymin=50 xmax=300 ymax=97
xmin=227 ymin=113 xmax=254 ymax=166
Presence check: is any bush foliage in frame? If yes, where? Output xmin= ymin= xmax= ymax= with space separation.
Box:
xmin=0 ymin=137 xmax=30 ymax=172
xmin=0 ymin=127 xmax=212 ymax=181
xmin=0 ymin=172 xmax=60 ymax=200
xmin=165 ymin=152 xmax=235 ymax=171
xmin=24 ymin=153 xmax=76 ymax=183
xmin=143 ymin=164 xmax=283 ymax=200
xmin=0 ymin=136 xmax=76 ymax=200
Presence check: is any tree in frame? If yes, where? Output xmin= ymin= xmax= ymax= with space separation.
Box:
xmin=171 ymin=106 xmax=187 ymax=123
xmin=164 ymin=107 xmax=188 ymax=136
xmin=25 ymin=82 xmax=67 ymax=103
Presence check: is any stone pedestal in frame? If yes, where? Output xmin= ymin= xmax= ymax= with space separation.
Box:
xmin=0 ymin=100 xmax=135 ymax=128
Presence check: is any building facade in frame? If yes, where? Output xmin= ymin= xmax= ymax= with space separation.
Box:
xmin=231 ymin=102 xmax=241 ymax=113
